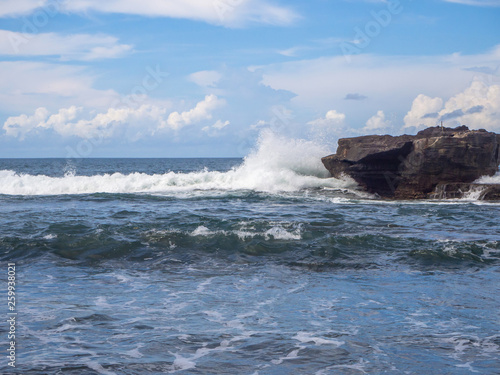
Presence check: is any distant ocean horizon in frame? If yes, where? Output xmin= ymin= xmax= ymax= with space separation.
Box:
xmin=1 ymin=133 xmax=500 ymax=374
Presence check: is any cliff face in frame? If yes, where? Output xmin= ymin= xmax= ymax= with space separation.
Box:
xmin=321 ymin=126 xmax=500 ymax=199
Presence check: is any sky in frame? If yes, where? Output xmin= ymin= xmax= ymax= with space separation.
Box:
xmin=0 ymin=0 xmax=499 ymax=157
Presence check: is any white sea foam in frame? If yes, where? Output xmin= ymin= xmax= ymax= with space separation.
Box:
xmin=168 ymin=334 xmax=242 ymax=373
xmin=271 ymin=348 xmax=302 ymax=365
xmin=293 ymin=332 xmax=345 ymax=347
xmin=475 ymin=171 xmax=500 ymax=184
xmin=316 ymin=359 xmax=368 ymax=374
xmin=196 ymin=278 xmax=214 ymax=293
xmin=264 ymin=226 xmax=301 ymax=240
xmin=53 ymin=323 xmax=74 ymax=333
xmin=171 ymin=354 xmax=197 ymax=371
xmin=455 ymin=362 xmax=479 ymax=373
xmin=85 ymin=361 xmax=117 ymax=375
xmin=125 ymin=344 xmax=144 ymax=359
xmin=191 ymin=226 xmax=212 ymax=236
xmin=0 ymin=131 xmax=355 ymax=196
xmin=95 ymin=296 xmax=112 ymax=309
xmin=189 ymin=223 xmax=302 ymax=241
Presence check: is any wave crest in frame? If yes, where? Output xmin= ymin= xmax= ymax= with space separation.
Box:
xmin=0 ymin=131 xmax=355 ymax=196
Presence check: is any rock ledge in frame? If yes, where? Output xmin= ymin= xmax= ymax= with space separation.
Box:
xmin=321 ymin=126 xmax=500 ymax=199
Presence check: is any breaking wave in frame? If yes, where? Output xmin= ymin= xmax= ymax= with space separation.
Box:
xmin=475 ymin=171 xmax=500 ymax=184
xmin=0 ymin=131 xmax=355 ymax=196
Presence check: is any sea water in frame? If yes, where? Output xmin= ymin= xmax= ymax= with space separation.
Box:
xmin=1 ymin=132 xmax=499 ymax=374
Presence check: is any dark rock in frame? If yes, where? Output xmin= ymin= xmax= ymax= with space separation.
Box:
xmin=321 ymin=126 xmax=500 ymax=199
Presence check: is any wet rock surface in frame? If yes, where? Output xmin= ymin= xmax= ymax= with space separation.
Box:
xmin=322 ymin=126 xmax=500 ymax=199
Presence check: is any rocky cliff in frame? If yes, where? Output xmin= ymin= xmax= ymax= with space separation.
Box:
xmin=321 ymin=126 xmax=500 ymax=199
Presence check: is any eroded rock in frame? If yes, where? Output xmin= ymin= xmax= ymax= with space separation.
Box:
xmin=321 ymin=126 xmax=500 ymax=199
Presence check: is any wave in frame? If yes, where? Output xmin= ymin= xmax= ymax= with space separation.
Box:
xmin=4 ymin=226 xmax=498 ymax=266
xmin=189 ymin=224 xmax=303 ymax=241
xmin=0 ymin=131 xmax=356 ymax=196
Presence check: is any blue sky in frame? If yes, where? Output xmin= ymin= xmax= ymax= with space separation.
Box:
xmin=0 ymin=0 xmax=499 ymax=157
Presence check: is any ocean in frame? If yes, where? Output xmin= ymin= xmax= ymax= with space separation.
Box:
xmin=1 ymin=134 xmax=500 ymax=374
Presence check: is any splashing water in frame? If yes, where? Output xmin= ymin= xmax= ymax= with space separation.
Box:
xmin=0 ymin=131 xmax=355 ymax=196
xmin=475 ymin=171 xmax=500 ymax=184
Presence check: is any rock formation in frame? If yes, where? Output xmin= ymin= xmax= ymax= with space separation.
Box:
xmin=321 ymin=126 xmax=500 ymax=199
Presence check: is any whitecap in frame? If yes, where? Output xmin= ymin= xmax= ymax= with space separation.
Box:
xmin=0 ymin=131 xmax=355 ymax=196
xmin=293 ymin=332 xmax=344 ymax=347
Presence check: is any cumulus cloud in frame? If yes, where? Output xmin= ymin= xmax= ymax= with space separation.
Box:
xmin=403 ymin=95 xmax=444 ymax=130
xmin=165 ymin=94 xmax=226 ymax=130
xmin=3 ymin=105 xmax=165 ymax=140
xmin=404 ymin=80 xmax=500 ymax=131
xmin=363 ymin=110 xmax=391 ymax=134
xmin=0 ymin=30 xmax=132 ymax=60
xmin=438 ymin=80 xmax=500 ymax=130
xmin=3 ymin=107 xmax=50 ymax=139
xmin=59 ymin=0 xmax=298 ymax=28
xmin=440 ymin=109 xmax=464 ymax=121
xmin=308 ymin=110 xmax=346 ymax=128
xmin=260 ymin=45 xmax=500 ymax=128
xmin=3 ymin=94 xmax=227 ymax=140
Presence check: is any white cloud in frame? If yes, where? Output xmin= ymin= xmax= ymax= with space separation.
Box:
xmin=439 ymin=80 xmax=500 ymax=130
xmin=442 ymin=0 xmax=500 ymax=6
xmin=404 ymin=80 xmax=500 ymax=131
xmin=3 ymin=94 xmax=226 ymax=139
xmin=0 ymin=62 xmax=119 ymax=113
xmin=306 ymin=109 xmax=363 ymax=144
xmin=212 ymin=119 xmax=230 ymax=130
xmin=59 ymin=0 xmax=298 ymax=28
xmin=0 ymin=0 xmax=45 ymax=17
xmin=202 ymin=119 xmax=230 ymax=136
xmin=3 ymin=105 xmax=166 ymax=139
xmin=165 ymin=94 xmax=226 ymax=130
xmin=363 ymin=110 xmax=391 ymax=134
xmin=189 ymin=70 xmax=222 ymax=87
xmin=260 ymin=45 xmax=500 ymax=127
xmin=0 ymin=30 xmax=132 ymax=60
xmin=44 ymin=106 xmax=82 ymax=131
xmin=307 ymin=110 xmax=349 ymax=138
xmin=3 ymin=107 xmax=50 ymax=139
xmin=308 ymin=110 xmax=346 ymax=127
xmin=250 ymin=119 xmax=269 ymax=129
xmin=403 ymin=95 xmax=444 ymax=130
xmin=71 ymin=105 xmax=168 ymax=139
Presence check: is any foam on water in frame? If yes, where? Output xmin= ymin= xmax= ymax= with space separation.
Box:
xmin=271 ymin=348 xmax=302 ymax=365
xmin=0 ymin=131 xmax=354 ymax=196
xmin=189 ymin=222 xmax=303 ymax=241
xmin=316 ymin=359 xmax=369 ymax=375
xmin=293 ymin=332 xmax=345 ymax=347
xmin=85 ymin=361 xmax=117 ymax=375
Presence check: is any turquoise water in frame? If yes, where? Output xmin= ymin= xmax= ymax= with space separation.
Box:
xmin=1 ymin=155 xmax=499 ymax=374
